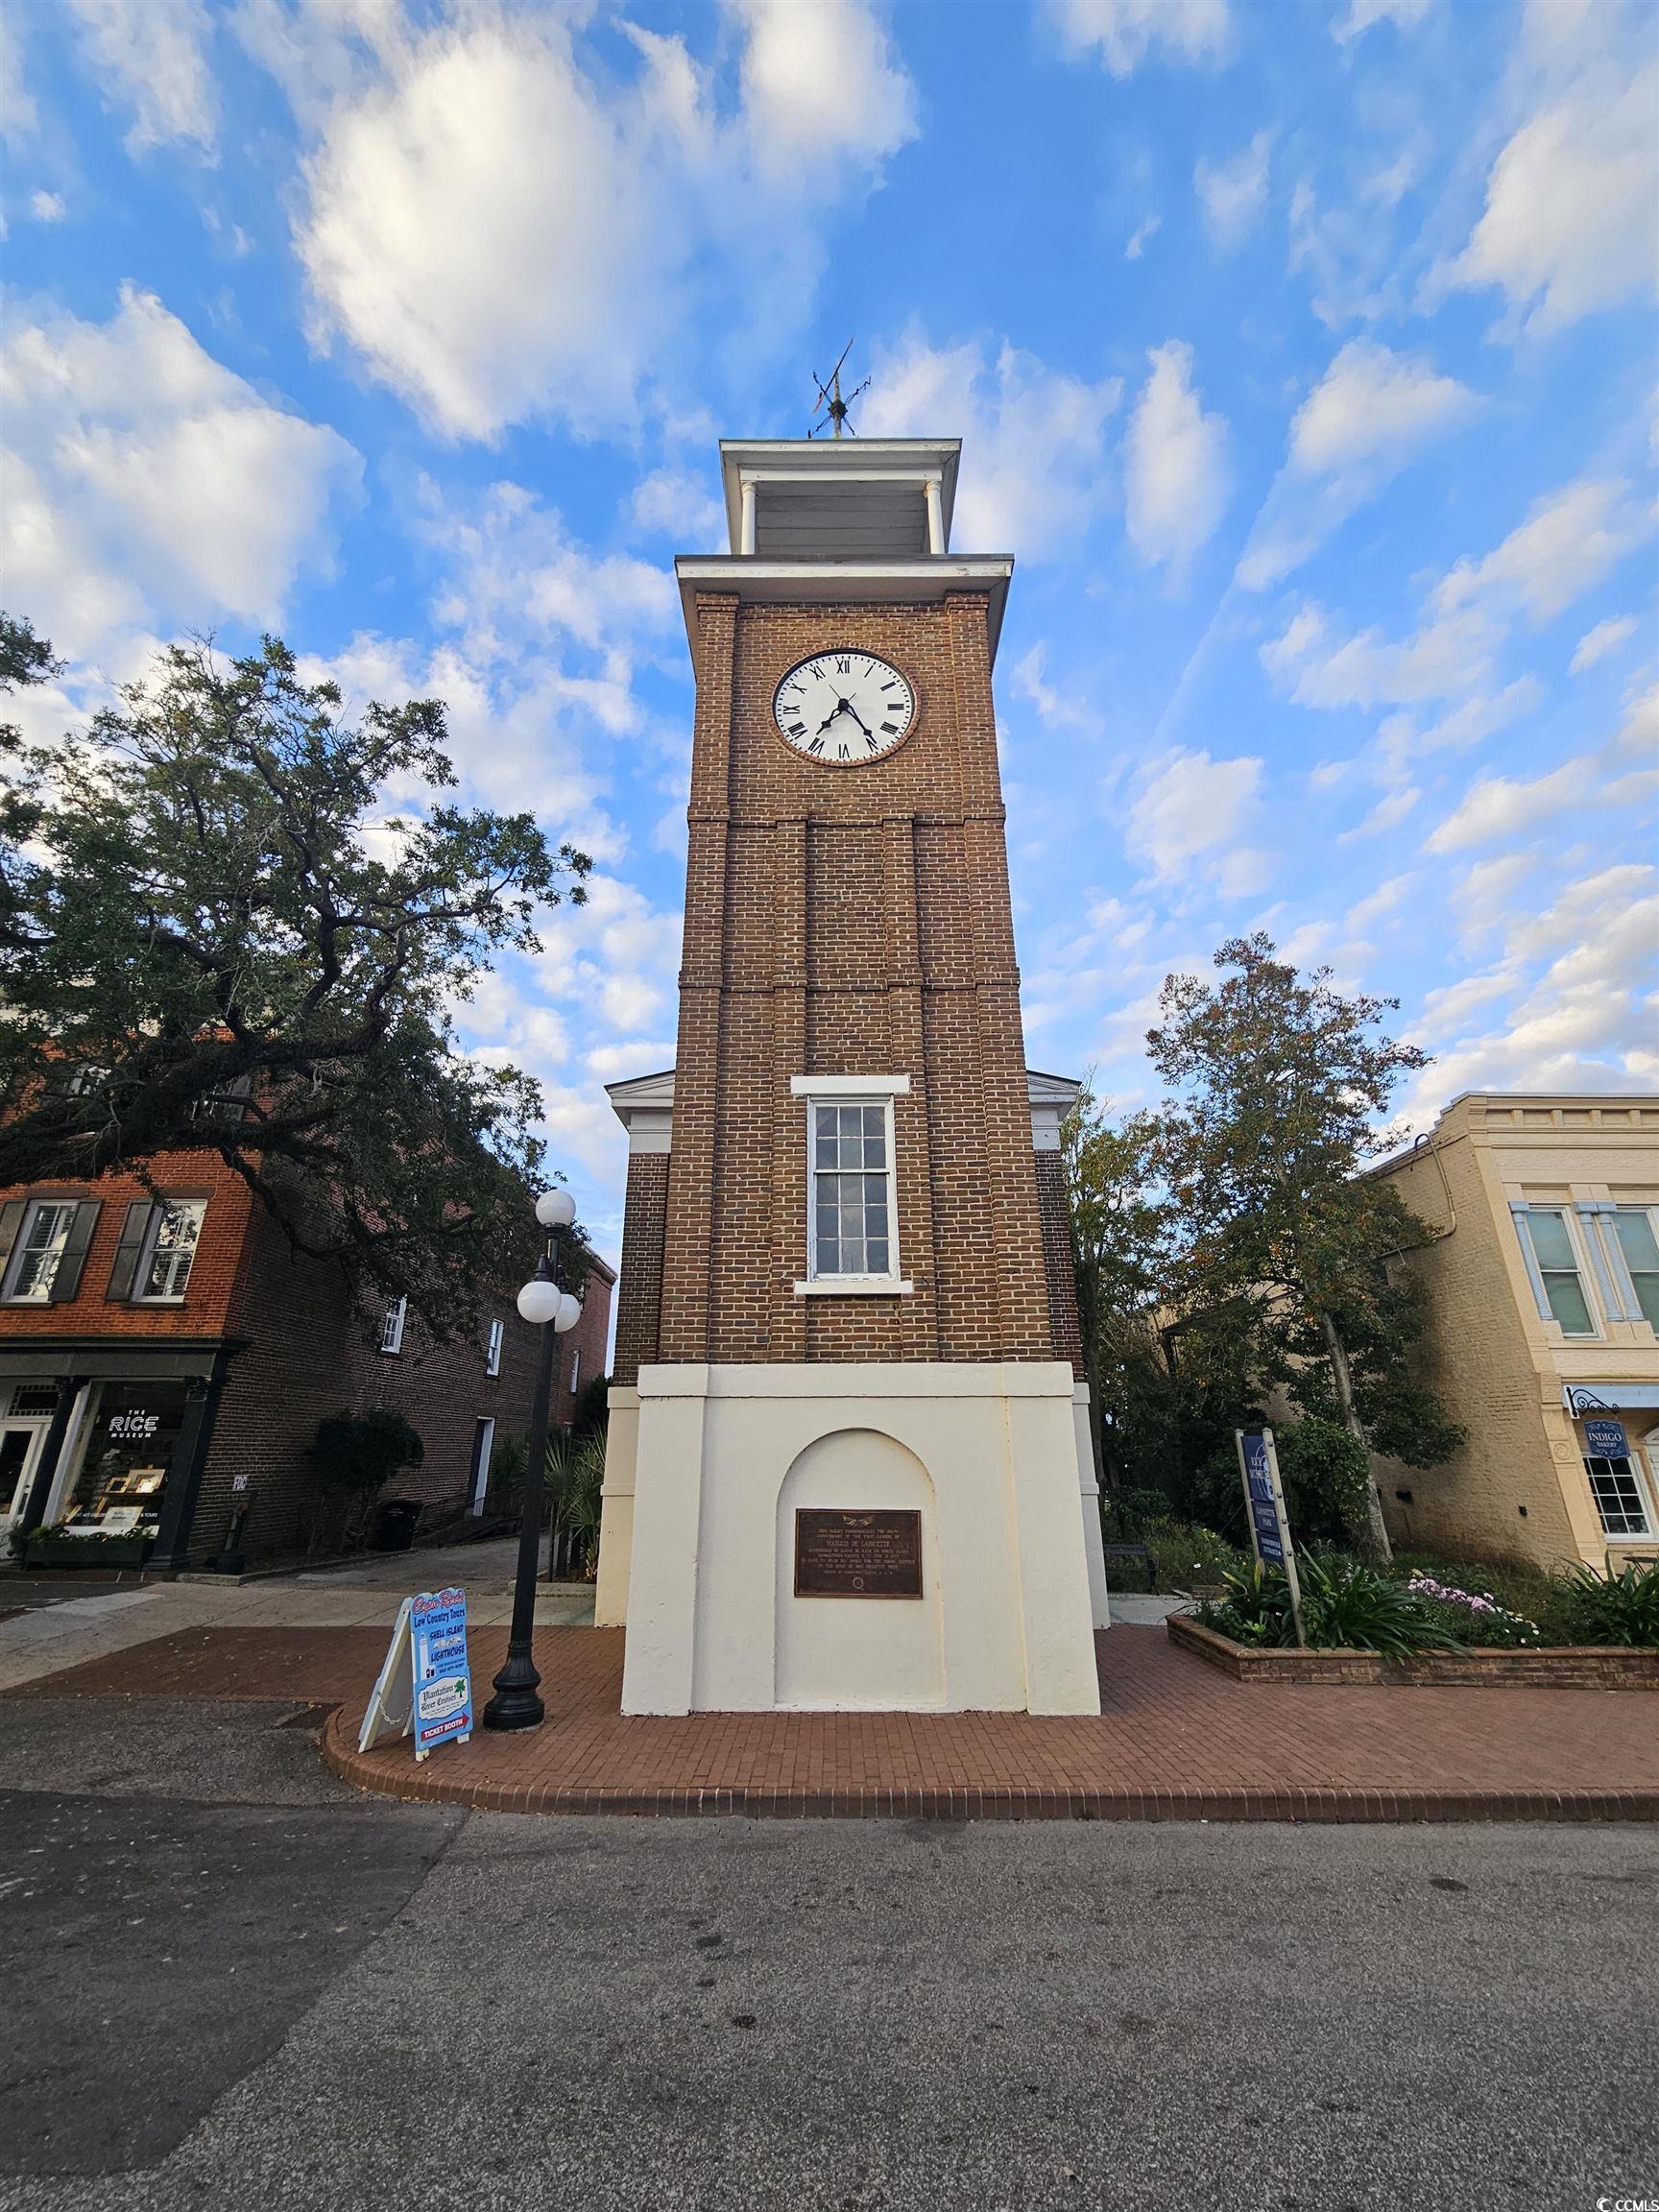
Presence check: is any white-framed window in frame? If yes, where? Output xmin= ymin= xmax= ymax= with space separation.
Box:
xmin=790 ymin=1074 xmax=912 ymax=1295
xmin=3 ymin=1199 xmax=79 ymax=1303
xmin=133 ymin=1199 xmax=205 ymax=1303
xmin=380 ymin=1297 xmax=407 ymax=1356
xmin=1583 ymin=1450 xmax=1657 ymax=1541
xmin=485 ymin=1319 xmax=503 ymax=1378
xmin=1589 ymin=1205 xmax=1659 ymax=1332
xmin=569 ymin=1347 xmax=581 ymax=1394
xmin=1510 ymin=1204 xmax=1598 ymax=1336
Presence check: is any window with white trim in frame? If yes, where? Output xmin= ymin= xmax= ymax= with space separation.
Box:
xmin=810 ymin=1100 xmax=895 ymax=1280
xmin=485 ymin=1319 xmax=503 ymax=1378
xmin=1511 ymin=1206 xmax=1597 ymax=1335
xmin=380 ymin=1297 xmax=407 ymax=1356
xmin=569 ymin=1347 xmax=581 ymax=1394
xmin=1602 ymin=1207 xmax=1659 ymax=1332
xmin=3 ymin=1199 xmax=78 ymax=1303
xmin=1583 ymin=1453 xmax=1656 ymax=1540
xmin=134 ymin=1199 xmax=205 ymax=1303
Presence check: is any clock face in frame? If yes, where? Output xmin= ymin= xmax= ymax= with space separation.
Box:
xmin=773 ymin=652 xmax=916 ymax=765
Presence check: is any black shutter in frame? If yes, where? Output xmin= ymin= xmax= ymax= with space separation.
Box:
xmin=49 ymin=1199 xmax=102 ymax=1303
xmin=0 ymin=1199 xmax=23 ymax=1288
xmin=106 ymin=1201 xmax=154 ymax=1302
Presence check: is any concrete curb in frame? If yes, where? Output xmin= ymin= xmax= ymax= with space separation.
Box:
xmin=319 ymin=1705 xmax=1659 ymax=1824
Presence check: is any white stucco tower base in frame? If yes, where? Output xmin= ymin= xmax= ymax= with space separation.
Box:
xmin=608 ymin=1360 xmax=1103 ymax=1718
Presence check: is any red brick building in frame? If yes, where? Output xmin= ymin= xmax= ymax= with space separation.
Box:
xmin=0 ymin=1148 xmax=613 ymax=1570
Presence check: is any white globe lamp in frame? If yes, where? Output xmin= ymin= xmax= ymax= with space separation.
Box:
xmin=536 ymin=1187 xmax=577 ymax=1231
xmin=553 ymin=1291 xmax=582 ymax=1334
xmin=517 ymin=1275 xmax=563 ymax=1327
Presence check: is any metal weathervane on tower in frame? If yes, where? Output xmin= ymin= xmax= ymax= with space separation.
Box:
xmin=809 ymin=339 xmax=869 ymax=439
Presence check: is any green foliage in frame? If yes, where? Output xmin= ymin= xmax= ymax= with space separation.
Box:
xmin=486 ymin=1433 xmax=528 ymax=1515
xmin=1294 ymin=1553 xmax=1460 ymax=1656
xmin=1552 ymin=1559 xmax=1659 ymax=1648
xmin=1401 ymin=1571 xmax=1543 ymax=1648
xmin=0 ymin=628 xmax=591 ymax=1335
xmin=571 ymin=1373 xmax=610 ymax=1438
xmin=1273 ymin=1416 xmax=1372 ymax=1543
xmin=309 ymin=1407 xmax=424 ymax=1495
xmin=1198 ymin=1559 xmax=1295 ymax=1646
xmin=544 ymin=1430 xmax=607 ymax=1575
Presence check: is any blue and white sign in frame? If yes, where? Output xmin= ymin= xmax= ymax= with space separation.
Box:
xmin=358 ymin=1585 xmax=473 ymax=1761
xmin=1234 ymin=1427 xmax=1306 ymax=1647
xmin=1584 ymin=1418 xmax=1629 ymax=1459
xmin=411 ymin=1587 xmax=473 ymax=1760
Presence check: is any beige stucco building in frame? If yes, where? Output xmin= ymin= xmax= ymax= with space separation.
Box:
xmin=1371 ymin=1093 xmax=1659 ymax=1572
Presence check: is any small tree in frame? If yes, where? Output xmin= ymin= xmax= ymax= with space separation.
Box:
xmin=1061 ymin=1089 xmax=1172 ymax=1491
xmin=307 ymin=1407 xmax=424 ymax=1554
xmin=1147 ymin=934 xmax=1461 ymax=1561
xmin=0 ymin=626 xmax=589 ymax=1336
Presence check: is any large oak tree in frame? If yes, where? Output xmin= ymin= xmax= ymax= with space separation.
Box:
xmin=0 ymin=623 xmax=590 ymax=1334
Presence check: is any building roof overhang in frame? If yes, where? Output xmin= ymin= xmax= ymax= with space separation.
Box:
xmin=673 ymin=556 xmax=1015 ymax=667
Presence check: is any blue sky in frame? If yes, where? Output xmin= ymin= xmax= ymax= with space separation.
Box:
xmin=3 ymin=0 xmax=1655 ymax=1261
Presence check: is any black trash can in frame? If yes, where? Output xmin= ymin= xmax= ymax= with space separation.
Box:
xmin=371 ymin=1499 xmax=421 ymax=1552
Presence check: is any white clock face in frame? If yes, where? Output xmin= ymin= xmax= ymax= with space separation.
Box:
xmin=773 ymin=652 xmax=916 ymax=765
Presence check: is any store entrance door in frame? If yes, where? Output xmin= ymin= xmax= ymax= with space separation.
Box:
xmin=0 ymin=1422 xmax=49 ymax=1536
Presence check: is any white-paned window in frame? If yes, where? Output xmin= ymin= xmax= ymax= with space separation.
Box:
xmin=485 ymin=1319 xmax=503 ymax=1378
xmin=134 ymin=1199 xmax=205 ymax=1302
xmin=1511 ymin=1206 xmax=1597 ymax=1335
xmin=1602 ymin=1208 xmax=1659 ymax=1332
xmin=810 ymin=1100 xmax=896 ymax=1280
xmin=380 ymin=1297 xmax=407 ymax=1356
xmin=1583 ymin=1454 xmax=1656 ymax=1541
xmin=569 ymin=1347 xmax=581 ymax=1394
xmin=4 ymin=1200 xmax=78 ymax=1302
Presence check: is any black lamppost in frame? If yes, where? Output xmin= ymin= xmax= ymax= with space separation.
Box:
xmin=483 ymin=1186 xmax=581 ymax=1732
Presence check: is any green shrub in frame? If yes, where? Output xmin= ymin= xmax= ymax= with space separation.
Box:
xmin=1552 ymin=1559 xmax=1659 ymax=1648
xmin=1295 ymin=1553 xmax=1459 ymax=1656
xmin=545 ymin=1431 xmax=607 ymax=1575
xmin=1197 ymin=1559 xmax=1295 ymax=1647
xmin=1273 ymin=1417 xmax=1372 ymax=1544
xmin=305 ymin=1407 xmax=423 ymax=1554
xmin=1402 ymin=1572 xmax=1543 ymax=1648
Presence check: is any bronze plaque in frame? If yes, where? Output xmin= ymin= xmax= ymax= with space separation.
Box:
xmin=793 ymin=1508 xmax=924 ymax=1599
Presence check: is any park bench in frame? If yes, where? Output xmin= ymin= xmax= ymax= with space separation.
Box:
xmin=1100 ymin=1542 xmax=1158 ymax=1592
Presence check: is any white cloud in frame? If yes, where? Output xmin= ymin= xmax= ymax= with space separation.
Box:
xmin=1570 ymin=615 xmax=1640 ymax=675
xmin=1334 ymin=0 xmax=1431 ymax=44
xmin=1 ymin=11 xmax=36 ymax=140
xmin=29 ymin=188 xmax=65 ymax=223
xmin=630 ymin=467 xmax=725 ymax=547
xmin=1237 ymin=339 xmax=1478 ymax=589
xmin=1 ymin=285 xmax=361 ymax=661
xmin=730 ymin=0 xmax=916 ymax=176
xmin=1448 ymin=64 xmax=1659 ymax=330
xmin=1125 ymin=213 xmax=1161 ymax=260
xmin=1123 ymin=341 xmax=1230 ymax=567
xmin=68 ymin=0 xmax=216 ymax=154
xmin=862 ymin=329 xmax=1121 ymax=558
xmin=425 ymin=480 xmax=678 ymax=658
xmin=1051 ymin=0 xmax=1230 ymax=77
xmin=1262 ymin=476 xmax=1647 ymax=709
xmin=1011 ymin=642 xmax=1103 ymax=735
xmin=1194 ymin=131 xmax=1270 ymax=249
xmin=1425 ymin=689 xmax=1654 ymax=852
xmin=1125 ymin=746 xmax=1269 ymax=895
xmin=287 ymin=8 xmax=913 ymax=442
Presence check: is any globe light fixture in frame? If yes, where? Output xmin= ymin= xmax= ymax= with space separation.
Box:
xmin=484 ymin=1180 xmax=586 ymax=1732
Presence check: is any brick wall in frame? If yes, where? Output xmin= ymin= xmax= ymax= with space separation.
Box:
xmin=1033 ymin=1149 xmax=1084 ymax=1375
xmin=613 ymin=1154 xmax=667 ymax=1386
xmin=656 ymin=591 xmax=1061 ymax=1369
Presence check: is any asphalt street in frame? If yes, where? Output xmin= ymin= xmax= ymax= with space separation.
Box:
xmin=1 ymin=1695 xmax=1655 ymax=2212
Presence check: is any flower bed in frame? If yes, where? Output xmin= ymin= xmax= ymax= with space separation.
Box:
xmin=1168 ymin=1613 xmax=1659 ymax=1689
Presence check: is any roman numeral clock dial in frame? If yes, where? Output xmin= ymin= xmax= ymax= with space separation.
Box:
xmin=773 ymin=653 xmax=917 ymax=765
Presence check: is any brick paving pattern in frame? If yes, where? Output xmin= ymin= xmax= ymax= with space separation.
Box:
xmin=27 ymin=1617 xmax=1649 ymax=1821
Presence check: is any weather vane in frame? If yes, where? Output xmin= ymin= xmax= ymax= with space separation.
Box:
xmin=809 ymin=339 xmax=869 ymax=439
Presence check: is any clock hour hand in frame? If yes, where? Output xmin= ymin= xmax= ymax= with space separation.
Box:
xmin=815 ymin=704 xmax=845 ymax=733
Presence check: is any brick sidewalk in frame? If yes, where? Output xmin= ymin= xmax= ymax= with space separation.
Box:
xmin=20 ymin=1619 xmax=1657 ymax=1821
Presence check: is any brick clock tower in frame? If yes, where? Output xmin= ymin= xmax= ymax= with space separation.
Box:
xmin=595 ymin=437 xmax=1108 ymax=1716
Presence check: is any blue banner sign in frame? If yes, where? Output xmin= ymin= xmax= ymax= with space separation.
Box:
xmin=1239 ymin=1431 xmax=1286 ymax=1566
xmin=1584 ymin=1418 xmax=1629 ymax=1458
xmin=410 ymin=1587 xmax=473 ymax=1761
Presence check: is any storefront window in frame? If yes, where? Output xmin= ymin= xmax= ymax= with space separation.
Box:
xmin=135 ymin=1200 xmax=205 ymax=1302
xmin=60 ymin=1382 xmax=188 ymax=1538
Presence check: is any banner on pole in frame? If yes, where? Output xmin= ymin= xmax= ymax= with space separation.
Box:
xmin=1235 ymin=1429 xmax=1306 ymax=1648
xmin=358 ymin=1586 xmax=474 ymax=1761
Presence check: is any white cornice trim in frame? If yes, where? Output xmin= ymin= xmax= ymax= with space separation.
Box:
xmin=674 ymin=556 xmax=1014 ymax=666
xmin=789 ymin=1073 xmax=912 ymax=1098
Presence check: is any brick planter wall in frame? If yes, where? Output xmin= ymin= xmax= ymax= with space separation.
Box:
xmin=1167 ymin=1612 xmax=1659 ymax=1689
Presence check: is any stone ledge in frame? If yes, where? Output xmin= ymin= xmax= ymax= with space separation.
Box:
xmin=1167 ymin=1613 xmax=1659 ymax=1690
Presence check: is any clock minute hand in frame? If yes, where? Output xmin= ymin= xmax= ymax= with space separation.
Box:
xmin=840 ymin=698 xmax=875 ymax=739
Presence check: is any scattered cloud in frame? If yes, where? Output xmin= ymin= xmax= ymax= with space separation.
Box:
xmin=1123 ymin=341 xmax=1230 ymax=567
xmin=1011 ymin=642 xmax=1104 ymax=735
xmin=67 ymin=0 xmax=216 ymax=155
xmin=1425 ymin=686 xmax=1655 ymax=853
xmin=630 ymin=467 xmax=725 ymax=548
xmin=1446 ymin=63 xmax=1659 ymax=331
xmin=1570 ymin=615 xmax=1640 ymax=675
xmin=29 ymin=188 xmax=65 ymax=223
xmin=1 ymin=284 xmax=361 ymax=660
xmin=1238 ymin=338 xmax=1478 ymax=588
xmin=1124 ymin=212 xmax=1161 ymax=260
xmin=1125 ymin=746 xmax=1269 ymax=896
xmin=286 ymin=7 xmax=914 ymax=442
xmin=1333 ymin=0 xmax=1431 ymax=45
xmin=863 ymin=328 xmax=1121 ymax=557
xmin=1194 ymin=131 xmax=1270 ymax=249
xmin=1050 ymin=0 xmax=1231 ymax=78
